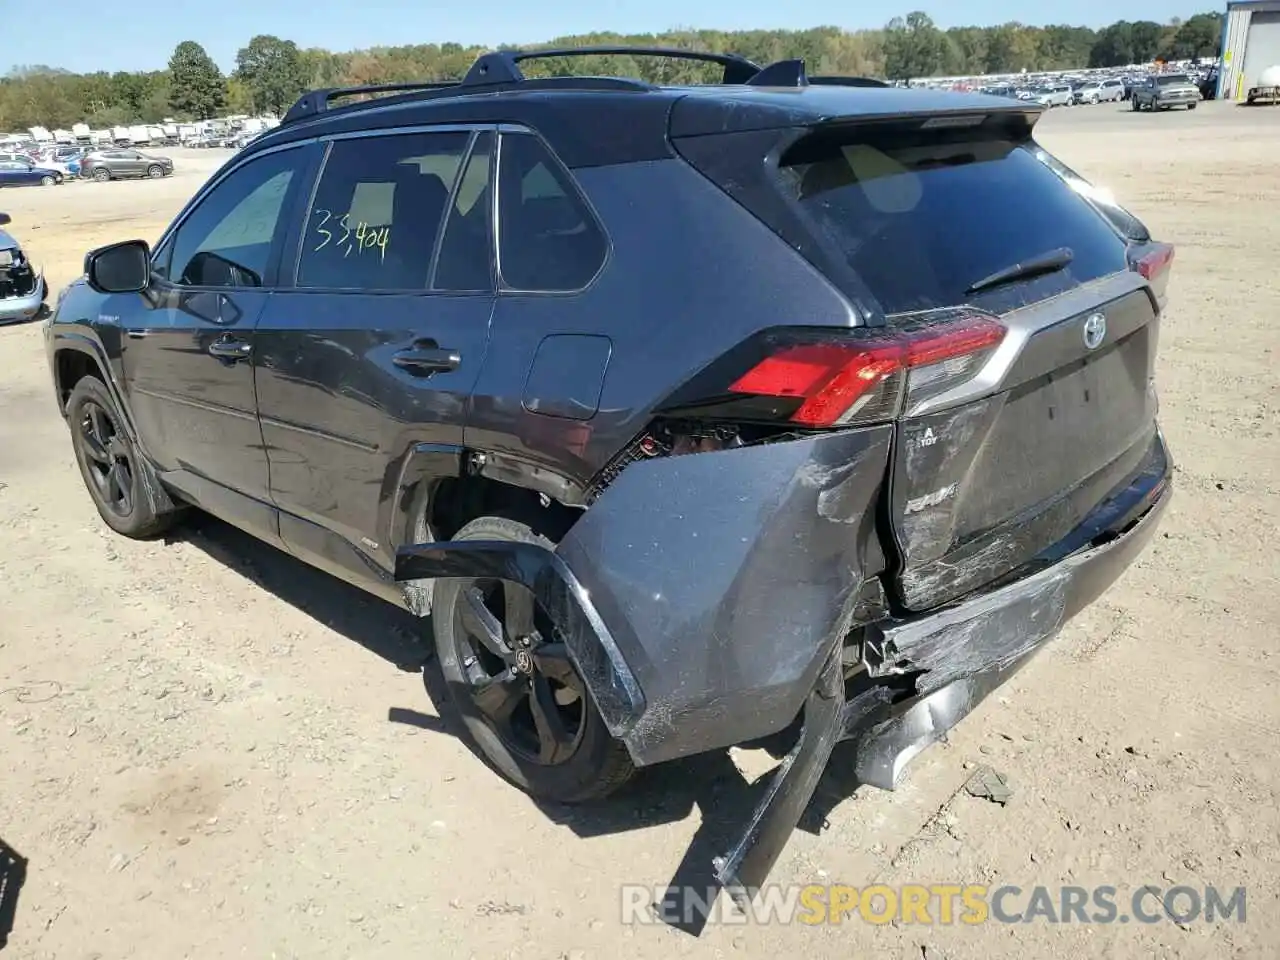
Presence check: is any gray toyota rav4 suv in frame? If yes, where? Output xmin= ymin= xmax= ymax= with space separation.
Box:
xmin=45 ymin=47 xmax=1174 ymax=900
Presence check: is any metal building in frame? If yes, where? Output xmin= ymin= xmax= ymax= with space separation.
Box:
xmin=1220 ymin=1 xmax=1280 ymax=99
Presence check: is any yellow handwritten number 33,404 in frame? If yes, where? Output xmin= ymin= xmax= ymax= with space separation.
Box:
xmin=312 ymin=209 xmax=390 ymax=262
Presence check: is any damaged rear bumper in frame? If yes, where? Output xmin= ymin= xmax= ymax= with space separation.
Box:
xmin=396 ymin=426 xmax=1170 ymax=899
xmin=716 ymin=429 xmax=1171 ymax=899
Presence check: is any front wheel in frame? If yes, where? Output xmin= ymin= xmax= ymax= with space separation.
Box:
xmin=1188 ymin=102 xmax=1198 ymax=110
xmin=66 ymin=376 xmax=178 ymax=538
xmin=1132 ymin=98 xmax=1141 ymax=111
xmin=146 ymin=164 xmax=164 ymax=178
xmin=431 ymin=515 xmax=635 ymax=803
xmin=40 ymin=175 xmax=55 ymax=186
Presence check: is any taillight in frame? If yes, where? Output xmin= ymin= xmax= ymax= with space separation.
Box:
xmin=1135 ymin=243 xmax=1175 ymax=281
xmin=662 ymin=309 xmax=1006 ymax=428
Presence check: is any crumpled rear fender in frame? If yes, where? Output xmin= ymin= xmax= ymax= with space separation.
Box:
xmin=399 ymin=426 xmax=893 ymax=766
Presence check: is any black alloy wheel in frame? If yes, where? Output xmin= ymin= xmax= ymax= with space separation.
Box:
xmin=77 ymin=398 xmax=136 ymax=518
xmin=451 ymin=578 xmax=585 ymax=765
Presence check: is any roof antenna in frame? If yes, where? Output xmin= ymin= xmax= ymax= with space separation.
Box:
xmin=746 ymin=59 xmax=808 ymax=87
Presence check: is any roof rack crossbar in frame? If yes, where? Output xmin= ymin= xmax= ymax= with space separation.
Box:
xmin=283 ymin=81 xmax=460 ymax=123
xmin=464 ymin=45 xmax=763 ymax=86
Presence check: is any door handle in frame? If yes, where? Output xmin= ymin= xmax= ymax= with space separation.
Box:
xmin=208 ymin=337 xmax=251 ymax=360
xmin=392 ymin=344 xmax=461 ymax=375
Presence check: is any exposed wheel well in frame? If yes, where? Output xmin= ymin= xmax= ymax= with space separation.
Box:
xmin=54 ymin=349 xmax=103 ymax=411
xmin=428 ymin=475 xmax=583 ymax=545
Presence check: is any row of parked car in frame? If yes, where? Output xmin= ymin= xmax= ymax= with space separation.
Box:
xmin=980 ymin=70 xmax=1212 ymax=112
xmin=0 ymin=144 xmax=174 ymax=187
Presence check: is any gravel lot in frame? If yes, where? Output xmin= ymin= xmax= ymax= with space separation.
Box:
xmin=1 ymin=103 xmax=1278 ymax=959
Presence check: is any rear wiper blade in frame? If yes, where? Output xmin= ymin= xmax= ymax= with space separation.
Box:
xmin=965 ymin=246 xmax=1074 ymax=295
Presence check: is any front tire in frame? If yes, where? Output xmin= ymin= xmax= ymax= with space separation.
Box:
xmin=431 ymin=514 xmax=635 ymax=803
xmin=66 ymin=376 xmax=178 ymax=538
xmin=147 ymin=164 xmax=164 ymax=178
xmin=40 ymin=175 xmax=55 ymax=186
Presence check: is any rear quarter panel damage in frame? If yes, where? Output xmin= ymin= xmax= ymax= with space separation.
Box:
xmin=555 ymin=425 xmax=893 ymax=766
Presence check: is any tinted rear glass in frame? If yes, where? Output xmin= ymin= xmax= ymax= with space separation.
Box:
xmin=1157 ymin=75 xmax=1191 ymax=85
xmin=779 ymin=129 xmax=1129 ymax=313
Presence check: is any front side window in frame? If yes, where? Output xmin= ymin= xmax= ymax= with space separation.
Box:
xmin=297 ymin=130 xmax=470 ymax=291
xmin=163 ymin=148 xmax=303 ymax=288
xmin=496 ymin=133 xmax=607 ymax=292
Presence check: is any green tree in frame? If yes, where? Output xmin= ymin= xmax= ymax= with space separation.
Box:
xmin=883 ymin=11 xmax=949 ymax=80
xmin=1091 ymin=22 xmax=1135 ymax=66
xmin=1169 ymin=12 xmax=1223 ymax=59
xmin=1129 ymin=20 xmax=1165 ymax=62
xmin=168 ymin=41 xmax=226 ymax=119
xmin=234 ymin=34 xmax=307 ymax=115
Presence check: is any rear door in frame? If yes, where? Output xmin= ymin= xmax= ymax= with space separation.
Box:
xmin=253 ymin=126 xmax=496 ymax=584
xmin=773 ymin=121 xmax=1166 ymax=611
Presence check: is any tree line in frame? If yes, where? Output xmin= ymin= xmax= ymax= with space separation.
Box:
xmin=0 ymin=11 xmax=1224 ymax=131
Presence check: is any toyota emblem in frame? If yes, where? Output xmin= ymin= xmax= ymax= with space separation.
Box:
xmin=1082 ymin=312 xmax=1107 ymax=350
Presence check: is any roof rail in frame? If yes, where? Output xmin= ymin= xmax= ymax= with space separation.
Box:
xmin=464 ymin=46 xmax=763 ymax=85
xmin=283 ymin=81 xmax=459 ymax=123
xmin=278 ymin=49 xmax=890 ymax=127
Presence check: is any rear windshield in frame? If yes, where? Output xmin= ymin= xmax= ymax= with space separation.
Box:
xmin=778 ymin=128 xmax=1130 ymax=313
xmin=1157 ymin=75 xmax=1191 ymax=85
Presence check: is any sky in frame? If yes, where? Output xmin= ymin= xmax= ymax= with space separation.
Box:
xmin=2 ymin=1 xmax=1217 ymax=74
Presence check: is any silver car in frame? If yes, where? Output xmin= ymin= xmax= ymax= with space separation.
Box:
xmin=1075 ymin=78 xmax=1126 ymax=104
xmin=1035 ymin=84 xmax=1075 ymax=107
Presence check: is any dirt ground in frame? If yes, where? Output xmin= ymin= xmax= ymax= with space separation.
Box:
xmin=1 ymin=101 xmax=1278 ymax=959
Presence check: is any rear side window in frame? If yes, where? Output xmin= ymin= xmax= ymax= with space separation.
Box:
xmin=779 ymin=129 xmax=1130 ymax=314
xmin=497 ymin=133 xmax=606 ymax=292
xmin=298 ymin=130 xmax=470 ymax=291
xmin=433 ymin=131 xmax=493 ymax=292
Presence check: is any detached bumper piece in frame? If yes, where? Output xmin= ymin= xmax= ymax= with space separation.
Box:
xmin=716 ymin=435 xmax=1170 ymax=905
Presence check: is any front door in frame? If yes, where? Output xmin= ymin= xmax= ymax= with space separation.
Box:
xmin=254 ymin=127 xmax=496 ymax=582
xmin=120 ymin=143 xmax=318 ymax=540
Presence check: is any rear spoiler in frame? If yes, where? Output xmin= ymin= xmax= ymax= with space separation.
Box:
xmin=670 ymin=92 xmax=1043 ymax=139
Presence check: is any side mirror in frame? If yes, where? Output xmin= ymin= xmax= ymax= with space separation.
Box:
xmin=85 ymin=239 xmax=151 ymax=294
xmin=0 ymin=212 xmax=10 ymax=227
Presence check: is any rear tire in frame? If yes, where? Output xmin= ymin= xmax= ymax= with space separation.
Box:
xmin=431 ymin=514 xmax=635 ymax=803
xmin=92 ymin=167 xmax=110 ymax=182
xmin=66 ymin=376 xmax=180 ymax=538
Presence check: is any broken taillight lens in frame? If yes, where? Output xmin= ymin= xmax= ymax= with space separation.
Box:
xmin=663 ymin=310 xmax=1006 ymax=428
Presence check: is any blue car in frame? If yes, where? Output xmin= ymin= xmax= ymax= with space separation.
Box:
xmin=0 ymin=159 xmax=64 ymax=187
